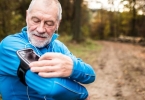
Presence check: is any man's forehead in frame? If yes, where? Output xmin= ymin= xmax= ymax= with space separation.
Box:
xmin=28 ymin=7 xmax=58 ymax=22
xmin=30 ymin=1 xmax=58 ymax=14
xmin=31 ymin=0 xmax=56 ymax=9
xmin=27 ymin=0 xmax=60 ymax=21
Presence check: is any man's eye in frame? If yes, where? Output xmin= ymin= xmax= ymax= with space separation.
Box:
xmin=32 ymin=18 xmax=40 ymax=23
xmin=46 ymin=22 xmax=54 ymax=26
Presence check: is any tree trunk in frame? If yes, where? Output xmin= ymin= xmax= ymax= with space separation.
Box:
xmin=131 ymin=0 xmax=137 ymax=37
xmin=72 ymin=0 xmax=83 ymax=42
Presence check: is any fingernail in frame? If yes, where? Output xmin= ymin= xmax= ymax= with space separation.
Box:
xmin=29 ymin=63 xmax=33 ymax=67
xmin=30 ymin=68 xmax=35 ymax=72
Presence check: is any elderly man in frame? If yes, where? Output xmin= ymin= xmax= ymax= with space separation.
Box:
xmin=0 ymin=0 xmax=96 ymax=100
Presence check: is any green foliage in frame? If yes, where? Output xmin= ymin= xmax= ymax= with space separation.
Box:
xmin=103 ymin=21 xmax=111 ymax=39
xmin=120 ymin=12 xmax=132 ymax=36
xmin=58 ymin=35 xmax=102 ymax=60
xmin=59 ymin=0 xmax=91 ymax=42
xmin=0 ymin=0 xmax=30 ymax=40
xmin=0 ymin=0 xmax=145 ymax=41
xmin=81 ymin=25 xmax=90 ymax=37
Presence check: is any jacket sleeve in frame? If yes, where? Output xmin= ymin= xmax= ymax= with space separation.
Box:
xmin=57 ymin=41 xmax=96 ymax=84
xmin=0 ymin=36 xmax=88 ymax=100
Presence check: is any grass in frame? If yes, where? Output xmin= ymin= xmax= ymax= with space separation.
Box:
xmin=58 ymin=35 xmax=102 ymax=63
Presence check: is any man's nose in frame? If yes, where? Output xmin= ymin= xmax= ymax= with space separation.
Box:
xmin=36 ymin=22 xmax=45 ymax=33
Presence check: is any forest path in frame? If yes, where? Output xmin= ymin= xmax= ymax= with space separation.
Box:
xmin=85 ymin=41 xmax=145 ymax=100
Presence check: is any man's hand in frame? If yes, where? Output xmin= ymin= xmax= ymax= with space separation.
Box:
xmin=29 ymin=53 xmax=73 ymax=77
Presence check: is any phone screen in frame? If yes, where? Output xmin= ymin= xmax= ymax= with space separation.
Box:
xmin=17 ymin=48 xmax=40 ymax=64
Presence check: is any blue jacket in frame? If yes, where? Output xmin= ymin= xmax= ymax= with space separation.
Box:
xmin=0 ymin=27 xmax=96 ymax=100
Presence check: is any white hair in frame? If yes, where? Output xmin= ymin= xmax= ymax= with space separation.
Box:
xmin=27 ymin=0 xmax=62 ymax=20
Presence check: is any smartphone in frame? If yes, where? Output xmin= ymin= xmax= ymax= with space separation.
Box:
xmin=17 ymin=48 xmax=40 ymax=65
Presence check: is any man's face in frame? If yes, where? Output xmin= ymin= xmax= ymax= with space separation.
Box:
xmin=26 ymin=4 xmax=59 ymax=48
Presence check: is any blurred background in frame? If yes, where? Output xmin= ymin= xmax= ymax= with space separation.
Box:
xmin=0 ymin=0 xmax=145 ymax=43
xmin=1 ymin=0 xmax=145 ymax=100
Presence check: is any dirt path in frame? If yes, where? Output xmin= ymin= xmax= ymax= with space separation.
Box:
xmin=85 ymin=41 xmax=145 ymax=100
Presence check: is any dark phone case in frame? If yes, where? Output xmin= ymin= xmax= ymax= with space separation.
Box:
xmin=16 ymin=48 xmax=40 ymax=85
xmin=17 ymin=48 xmax=40 ymax=65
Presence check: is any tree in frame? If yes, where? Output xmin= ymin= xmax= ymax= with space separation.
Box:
xmin=72 ymin=0 xmax=83 ymax=42
xmin=59 ymin=0 xmax=73 ymax=34
xmin=0 ymin=0 xmax=11 ymax=39
xmin=0 ymin=0 xmax=30 ymax=40
xmin=131 ymin=0 xmax=137 ymax=37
